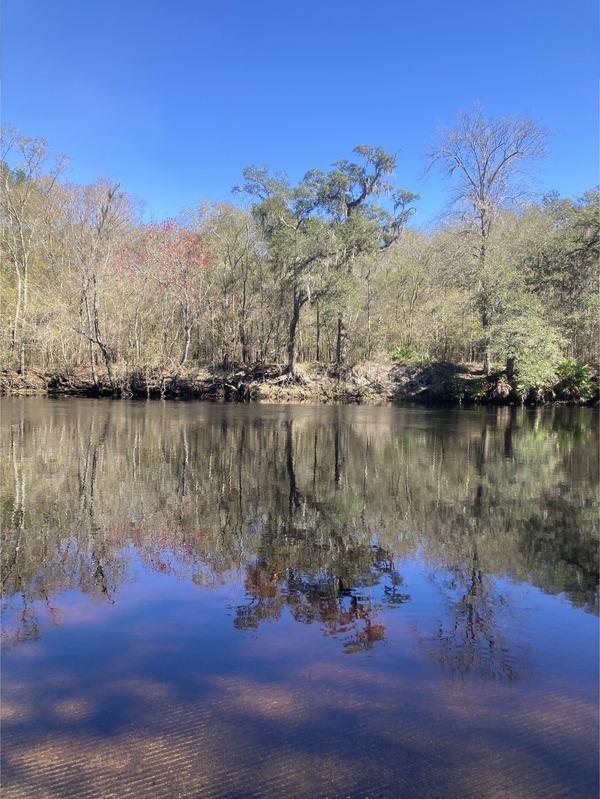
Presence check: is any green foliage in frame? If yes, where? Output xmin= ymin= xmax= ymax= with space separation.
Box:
xmin=511 ymin=347 xmax=560 ymax=401
xmin=554 ymin=359 xmax=596 ymax=402
xmin=0 ymin=122 xmax=596 ymax=399
xmin=390 ymin=345 xmax=434 ymax=364
xmin=463 ymin=376 xmax=493 ymax=401
xmin=524 ymin=188 xmax=599 ymax=363
xmin=297 ymin=146 xmax=419 ymax=256
xmin=475 ymin=245 xmax=564 ymax=401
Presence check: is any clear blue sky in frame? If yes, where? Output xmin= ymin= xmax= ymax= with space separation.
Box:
xmin=2 ymin=0 xmax=598 ymax=226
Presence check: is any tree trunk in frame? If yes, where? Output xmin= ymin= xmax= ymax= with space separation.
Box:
xmin=482 ymin=308 xmax=491 ymax=375
xmin=240 ymin=270 xmax=250 ymax=363
xmin=336 ymin=313 xmax=347 ymax=364
xmin=82 ymin=281 xmax=99 ymax=389
xmin=483 ymin=349 xmax=491 ymax=375
xmin=179 ymin=302 xmax=191 ymax=369
xmin=12 ymin=266 xmax=22 ymax=365
xmin=19 ymin=259 xmax=28 ymax=374
xmin=239 ymin=313 xmax=249 ymax=364
xmin=315 ymin=304 xmax=321 ymax=362
xmin=479 ymin=239 xmax=491 ymax=374
xmin=366 ymin=269 xmax=372 ymax=360
xmin=92 ymin=276 xmax=114 ymax=388
xmin=287 ymin=290 xmax=305 ymax=375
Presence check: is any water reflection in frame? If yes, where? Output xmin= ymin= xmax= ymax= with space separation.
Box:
xmin=422 ymin=562 xmax=529 ymax=683
xmin=2 ymin=398 xmax=598 ymax=799
xmin=234 ymin=546 xmax=410 ymax=654
xmin=1 ymin=399 xmax=598 ymax=660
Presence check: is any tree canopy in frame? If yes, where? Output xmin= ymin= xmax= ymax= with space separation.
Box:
xmin=0 ymin=114 xmax=597 ymax=403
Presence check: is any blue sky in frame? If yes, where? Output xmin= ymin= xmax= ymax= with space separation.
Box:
xmin=2 ymin=0 xmax=598 ymax=226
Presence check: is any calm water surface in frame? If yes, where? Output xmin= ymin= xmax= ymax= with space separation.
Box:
xmin=1 ymin=398 xmax=598 ymax=799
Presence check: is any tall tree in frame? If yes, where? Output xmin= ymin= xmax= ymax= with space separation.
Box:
xmin=235 ymin=166 xmax=337 ymax=375
xmin=425 ymin=104 xmax=551 ymax=373
xmin=299 ymin=146 xmax=418 ymax=363
xmin=62 ymin=179 xmax=139 ymax=390
xmin=196 ymin=202 xmax=262 ymax=366
xmin=524 ymin=188 xmax=599 ymax=363
xmin=237 ymin=148 xmax=418 ymax=374
xmin=0 ymin=125 xmax=67 ymax=373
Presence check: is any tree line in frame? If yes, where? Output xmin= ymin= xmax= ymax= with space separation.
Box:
xmin=1 ymin=106 xmax=597 ymax=400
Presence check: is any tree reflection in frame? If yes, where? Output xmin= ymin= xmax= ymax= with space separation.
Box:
xmin=286 ymin=568 xmax=388 ymax=655
xmin=1 ymin=586 xmax=63 ymax=651
xmin=1 ymin=597 xmax=41 ymax=650
xmin=418 ymin=412 xmax=534 ymax=682
xmin=1 ymin=399 xmax=597 ymax=659
xmin=423 ymin=552 xmax=527 ymax=682
xmin=1 ymin=403 xmax=124 ymax=648
xmin=234 ymin=545 xmax=410 ymax=654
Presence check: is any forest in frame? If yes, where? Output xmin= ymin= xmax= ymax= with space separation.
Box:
xmin=1 ymin=107 xmax=598 ymax=404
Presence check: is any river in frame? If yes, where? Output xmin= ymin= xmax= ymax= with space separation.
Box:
xmin=1 ymin=397 xmax=598 ymax=799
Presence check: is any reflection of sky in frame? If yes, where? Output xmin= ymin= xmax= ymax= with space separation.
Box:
xmin=2 ymin=399 xmax=599 ymax=798
xmin=3 ymin=555 xmax=598 ymax=799
xmin=3 ymin=555 xmax=598 ymax=686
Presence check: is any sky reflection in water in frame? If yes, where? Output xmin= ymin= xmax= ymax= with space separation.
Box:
xmin=1 ymin=398 xmax=598 ymax=799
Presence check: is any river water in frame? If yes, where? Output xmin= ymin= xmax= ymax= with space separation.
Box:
xmin=1 ymin=397 xmax=598 ymax=799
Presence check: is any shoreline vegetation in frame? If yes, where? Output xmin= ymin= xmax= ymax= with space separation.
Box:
xmin=2 ymin=360 xmax=598 ymax=405
xmin=2 ymin=117 xmax=598 ymax=406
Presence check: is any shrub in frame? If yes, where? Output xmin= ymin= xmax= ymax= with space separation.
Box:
xmin=554 ymin=359 xmax=595 ymax=402
xmin=390 ymin=345 xmax=434 ymax=364
xmin=509 ymin=346 xmax=560 ymax=402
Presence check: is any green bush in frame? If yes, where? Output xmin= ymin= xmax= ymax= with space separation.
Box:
xmin=554 ymin=359 xmax=595 ymax=402
xmin=511 ymin=348 xmax=559 ymax=402
xmin=390 ymin=345 xmax=434 ymax=364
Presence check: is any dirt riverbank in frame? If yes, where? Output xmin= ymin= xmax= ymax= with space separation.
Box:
xmin=1 ymin=360 xmax=596 ymax=405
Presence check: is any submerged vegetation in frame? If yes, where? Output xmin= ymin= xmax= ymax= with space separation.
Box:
xmin=1 ymin=108 xmax=597 ymax=404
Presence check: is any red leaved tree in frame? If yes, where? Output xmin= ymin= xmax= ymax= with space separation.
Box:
xmin=124 ymin=220 xmax=212 ymax=370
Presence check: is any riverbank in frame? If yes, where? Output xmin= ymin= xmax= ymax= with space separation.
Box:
xmin=2 ymin=360 xmax=597 ymax=405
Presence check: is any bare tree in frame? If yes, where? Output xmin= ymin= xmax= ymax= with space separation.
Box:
xmin=196 ymin=202 xmax=261 ymax=366
xmin=122 ymin=218 xmax=212 ymax=373
xmin=1 ymin=125 xmax=67 ymax=373
xmin=62 ymin=179 xmax=140 ymax=390
xmin=425 ymin=105 xmax=551 ymax=373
